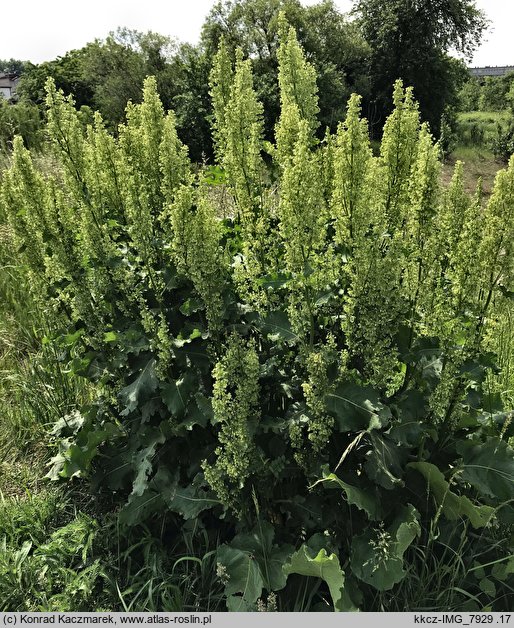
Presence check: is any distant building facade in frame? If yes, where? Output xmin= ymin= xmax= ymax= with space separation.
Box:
xmin=0 ymin=73 xmax=19 ymax=100
xmin=469 ymin=66 xmax=514 ymax=79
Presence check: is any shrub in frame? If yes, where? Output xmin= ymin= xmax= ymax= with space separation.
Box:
xmin=1 ymin=20 xmax=514 ymax=611
xmin=491 ymin=119 xmax=514 ymax=163
xmin=0 ymin=98 xmax=43 ymax=153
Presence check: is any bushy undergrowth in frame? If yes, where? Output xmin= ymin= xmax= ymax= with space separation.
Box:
xmin=1 ymin=18 xmax=514 ymax=611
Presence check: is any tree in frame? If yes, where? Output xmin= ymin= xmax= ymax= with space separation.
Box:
xmin=165 ymin=43 xmax=213 ymax=161
xmin=0 ymin=99 xmax=42 ymax=152
xmin=80 ymin=28 xmax=177 ymax=127
xmin=478 ymin=72 xmax=514 ymax=112
xmin=201 ymin=0 xmax=370 ymax=141
xmin=354 ymin=0 xmax=488 ymax=135
xmin=16 ymin=49 xmax=94 ymax=108
xmin=458 ymin=76 xmax=481 ymax=112
xmin=0 ymin=58 xmax=27 ymax=75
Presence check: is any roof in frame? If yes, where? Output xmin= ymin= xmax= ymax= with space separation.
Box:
xmin=469 ymin=66 xmax=514 ymax=78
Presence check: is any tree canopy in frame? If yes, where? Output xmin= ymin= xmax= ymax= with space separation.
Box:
xmin=354 ymin=0 xmax=487 ymax=133
xmin=2 ymin=0 xmax=490 ymax=157
xmin=202 ymin=0 xmax=370 ymax=140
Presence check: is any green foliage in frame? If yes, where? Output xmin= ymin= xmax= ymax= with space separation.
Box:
xmin=0 ymin=58 xmax=26 ymax=75
xmin=491 ymin=118 xmax=514 ymax=163
xmin=0 ymin=98 xmax=43 ymax=152
xmin=284 ymin=545 xmax=346 ymax=610
xmin=354 ymin=0 xmax=486 ymax=134
xmin=202 ymin=0 xmax=370 ymax=142
xmin=479 ymin=73 xmax=514 ymax=113
xmin=350 ymin=505 xmax=420 ymax=591
xmin=2 ymin=20 xmax=514 ymax=612
xmin=0 ymin=492 xmax=105 ymax=611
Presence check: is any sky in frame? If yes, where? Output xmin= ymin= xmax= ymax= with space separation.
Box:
xmin=0 ymin=0 xmax=512 ymax=68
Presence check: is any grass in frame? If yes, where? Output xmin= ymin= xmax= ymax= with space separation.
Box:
xmin=458 ymin=110 xmax=511 ymax=124
xmin=457 ymin=110 xmax=512 ymax=148
xmin=441 ymin=146 xmax=502 ymax=198
xmin=439 ymin=109 xmax=512 ymax=198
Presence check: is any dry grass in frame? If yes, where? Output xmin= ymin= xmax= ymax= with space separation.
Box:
xmin=441 ymin=146 xmax=503 ymax=199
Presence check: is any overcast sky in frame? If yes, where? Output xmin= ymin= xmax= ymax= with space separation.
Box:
xmin=1 ymin=0 xmax=512 ymax=67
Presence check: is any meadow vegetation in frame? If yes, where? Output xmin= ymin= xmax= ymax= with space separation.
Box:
xmin=1 ymin=8 xmax=514 ymax=614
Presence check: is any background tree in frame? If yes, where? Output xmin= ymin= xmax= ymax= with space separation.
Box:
xmin=478 ymin=72 xmax=514 ymax=112
xmin=201 ymin=0 xmax=370 ymax=140
xmin=353 ymin=0 xmax=487 ymax=135
xmin=16 ymin=49 xmax=94 ymax=108
xmin=0 ymin=58 xmax=27 ymax=75
xmin=457 ymin=76 xmax=481 ymax=112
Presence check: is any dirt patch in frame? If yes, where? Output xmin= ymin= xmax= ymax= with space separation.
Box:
xmin=441 ymin=149 xmax=504 ymax=200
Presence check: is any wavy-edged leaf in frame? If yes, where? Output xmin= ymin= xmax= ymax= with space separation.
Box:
xmin=167 ymin=484 xmax=220 ymax=519
xmin=283 ymin=544 xmax=345 ymax=611
xmin=351 ymin=504 xmax=420 ymax=591
xmin=131 ymin=430 xmax=166 ymax=497
xmin=409 ymin=462 xmax=494 ymax=528
xmin=217 ymin=545 xmax=264 ymax=604
xmin=364 ymin=431 xmax=406 ymax=489
xmin=229 ymin=522 xmax=293 ymax=592
xmin=319 ymin=473 xmax=382 ymax=520
xmin=458 ymin=438 xmax=514 ymax=502
xmin=257 ymin=272 xmax=290 ymax=291
xmin=161 ymin=371 xmax=197 ymax=419
xmin=118 ymin=491 xmax=164 ymax=527
xmin=261 ymin=311 xmax=298 ymax=342
xmin=119 ymin=358 xmax=158 ymax=416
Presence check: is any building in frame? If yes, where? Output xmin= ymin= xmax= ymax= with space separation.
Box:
xmin=469 ymin=66 xmax=514 ymax=79
xmin=0 ymin=73 xmax=19 ymax=100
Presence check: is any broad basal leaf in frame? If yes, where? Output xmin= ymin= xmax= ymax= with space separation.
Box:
xmin=351 ymin=504 xmax=420 ymax=591
xmin=161 ymin=371 xmax=197 ymax=418
xmin=458 ymin=438 xmax=514 ymax=502
xmin=319 ymin=473 xmax=382 ymax=520
xmin=167 ymin=483 xmax=221 ymax=520
xmin=325 ymin=382 xmax=391 ymax=433
xmin=216 ymin=545 xmax=265 ymax=605
xmin=229 ymin=522 xmax=293 ymax=591
xmin=364 ymin=431 xmax=406 ymax=489
xmin=47 ymin=422 xmax=119 ymax=480
xmin=283 ymin=544 xmax=345 ymax=611
xmin=130 ymin=429 xmax=166 ymax=497
xmin=118 ymin=491 xmax=164 ymax=527
xmin=408 ymin=462 xmax=494 ymax=528
xmin=261 ymin=311 xmax=298 ymax=342
xmin=119 ymin=358 xmax=158 ymax=416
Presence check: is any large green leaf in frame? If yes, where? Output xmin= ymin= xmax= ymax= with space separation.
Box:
xmin=319 ymin=473 xmax=382 ymax=520
xmin=389 ymin=390 xmax=432 ymax=446
xmin=119 ymin=358 xmax=159 ymax=416
xmin=350 ymin=504 xmax=420 ymax=591
xmin=118 ymin=491 xmax=164 ymax=527
xmin=47 ymin=422 xmax=119 ymax=480
xmin=408 ymin=462 xmax=494 ymax=528
xmin=167 ymin=483 xmax=221 ymax=520
xmin=217 ymin=545 xmax=265 ymax=606
xmin=229 ymin=522 xmax=293 ymax=592
xmin=161 ymin=371 xmax=197 ymax=419
xmin=364 ymin=431 xmax=406 ymax=489
xmin=261 ymin=311 xmax=298 ymax=342
xmin=130 ymin=430 xmax=166 ymax=497
xmin=283 ymin=544 xmax=346 ymax=611
xmin=458 ymin=438 xmax=514 ymax=502
xmin=325 ymin=382 xmax=391 ymax=432
xmin=404 ymin=338 xmax=443 ymax=388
